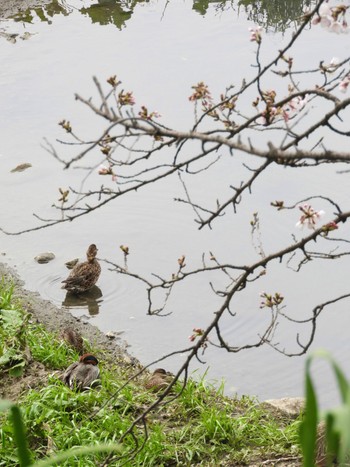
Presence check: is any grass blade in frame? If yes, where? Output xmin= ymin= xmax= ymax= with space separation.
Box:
xmin=300 ymin=356 xmax=318 ymax=467
xmin=0 ymin=399 xmax=32 ymax=466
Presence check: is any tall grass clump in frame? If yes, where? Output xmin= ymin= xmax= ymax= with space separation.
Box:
xmin=0 ymin=279 xmax=28 ymax=376
xmin=301 ymin=350 xmax=350 ymax=466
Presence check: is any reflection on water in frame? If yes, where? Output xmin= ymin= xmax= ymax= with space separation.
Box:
xmin=7 ymin=0 xmax=315 ymax=31
xmin=10 ymin=1 xmax=70 ymax=24
xmin=62 ymin=285 xmax=103 ymax=316
xmin=241 ymin=0 xmax=315 ymax=32
xmin=80 ymin=0 xmax=134 ymax=29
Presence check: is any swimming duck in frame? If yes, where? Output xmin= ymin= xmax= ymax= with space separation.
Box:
xmin=62 ymin=354 xmax=100 ymax=390
xmin=60 ymin=327 xmax=84 ymax=354
xmin=144 ymin=368 xmax=172 ymax=392
xmin=61 ymin=244 xmax=101 ymax=294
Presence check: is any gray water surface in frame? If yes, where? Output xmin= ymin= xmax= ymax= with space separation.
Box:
xmin=1 ymin=0 xmax=350 ymax=408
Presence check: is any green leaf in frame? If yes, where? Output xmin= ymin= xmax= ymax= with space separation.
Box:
xmin=0 ymin=399 xmax=32 ymax=466
xmin=324 ymin=412 xmax=339 ymax=465
xmin=301 ymin=350 xmax=350 ymax=466
xmin=11 ymin=405 xmax=32 ymax=466
xmin=1 ymin=309 xmax=23 ymax=328
xmin=300 ymin=355 xmax=318 ymax=467
xmin=32 ymin=443 xmax=122 ymax=467
xmin=328 ymin=358 xmax=349 ymax=404
xmin=326 ymin=407 xmax=350 ymax=464
xmin=9 ymin=360 xmax=26 ymax=377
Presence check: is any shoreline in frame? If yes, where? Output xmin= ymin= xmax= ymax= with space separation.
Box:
xmin=0 ymin=262 xmax=140 ymax=369
xmin=0 ymin=261 xmax=304 ymax=416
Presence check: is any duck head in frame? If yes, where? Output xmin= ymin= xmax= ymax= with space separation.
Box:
xmin=79 ymin=354 xmax=99 ymax=365
xmin=152 ymin=368 xmax=167 ymax=376
xmin=86 ymin=244 xmax=98 ymax=261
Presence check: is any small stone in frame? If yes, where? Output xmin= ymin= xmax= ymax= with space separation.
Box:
xmin=0 ymin=31 xmax=18 ymax=43
xmin=34 ymin=252 xmax=55 ymax=264
xmin=105 ymin=331 xmax=116 ymax=339
xmin=123 ymin=355 xmax=133 ymax=365
xmin=262 ymin=397 xmax=305 ymax=419
xmin=20 ymin=32 xmax=36 ymax=41
xmin=65 ymin=258 xmax=79 ymax=269
xmin=80 ymin=315 xmax=90 ymax=322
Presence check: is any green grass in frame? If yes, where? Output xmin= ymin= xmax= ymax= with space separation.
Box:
xmin=27 ymin=325 xmax=83 ymax=370
xmin=0 ymin=277 xmax=302 ymax=466
xmin=0 ymin=279 xmax=29 ymax=377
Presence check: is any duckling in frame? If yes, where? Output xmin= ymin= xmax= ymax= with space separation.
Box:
xmin=60 ymin=327 xmax=84 ymax=354
xmin=61 ymin=244 xmax=101 ymax=294
xmin=62 ymin=354 xmax=100 ymax=390
xmin=144 ymin=368 xmax=172 ymax=392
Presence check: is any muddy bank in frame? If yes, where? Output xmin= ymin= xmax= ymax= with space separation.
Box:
xmin=0 ymin=262 xmax=140 ymax=368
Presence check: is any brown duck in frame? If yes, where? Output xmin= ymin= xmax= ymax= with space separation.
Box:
xmin=61 ymin=244 xmax=101 ymax=294
xmin=60 ymin=327 xmax=84 ymax=354
xmin=62 ymin=354 xmax=100 ymax=390
xmin=144 ymin=368 xmax=172 ymax=392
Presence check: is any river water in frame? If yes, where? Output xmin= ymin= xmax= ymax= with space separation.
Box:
xmin=1 ymin=0 xmax=350 ymax=408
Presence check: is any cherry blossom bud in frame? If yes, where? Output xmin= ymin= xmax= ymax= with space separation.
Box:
xmin=59 ymin=119 xmax=72 ymax=133
xmin=120 ymin=245 xmax=129 ymax=255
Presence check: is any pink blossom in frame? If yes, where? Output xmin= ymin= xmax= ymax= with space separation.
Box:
xmin=296 ymin=204 xmax=325 ymax=230
xmin=98 ymin=164 xmax=110 ymax=175
xmin=282 ymin=96 xmax=307 ymax=122
xmin=320 ymin=15 xmax=332 ymax=28
xmin=339 ymin=75 xmax=350 ymax=93
xmin=249 ymin=26 xmax=263 ymax=44
xmin=314 ymin=3 xmax=349 ymax=33
xmin=319 ymin=3 xmax=332 ymax=18
xmin=326 ymin=57 xmax=340 ymax=72
xmin=329 ymin=21 xmax=343 ymax=33
xmin=98 ymin=164 xmax=117 ymax=181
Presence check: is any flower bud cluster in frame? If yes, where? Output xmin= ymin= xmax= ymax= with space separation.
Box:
xmin=260 ymin=292 xmax=284 ymax=309
xmin=189 ymin=327 xmax=205 ymax=342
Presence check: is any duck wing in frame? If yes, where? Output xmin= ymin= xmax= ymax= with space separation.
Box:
xmin=62 ymin=262 xmax=101 ymax=289
xmin=72 ymin=364 xmax=100 ymax=390
xmin=62 ymin=361 xmax=80 ymax=387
